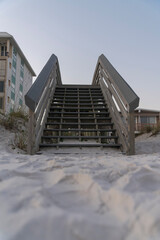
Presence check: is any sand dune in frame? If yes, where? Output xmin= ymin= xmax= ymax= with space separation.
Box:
xmin=0 ymin=126 xmax=160 ymax=240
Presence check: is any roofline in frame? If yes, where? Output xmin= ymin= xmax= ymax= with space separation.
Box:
xmin=135 ymin=108 xmax=160 ymax=113
xmin=0 ymin=32 xmax=36 ymax=76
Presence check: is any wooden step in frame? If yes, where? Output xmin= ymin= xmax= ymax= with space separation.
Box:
xmin=46 ymin=122 xmax=113 ymax=126
xmin=42 ymin=136 xmax=118 ymax=140
xmin=48 ymin=111 xmax=109 ymax=115
xmin=39 ymin=85 xmax=120 ymax=151
xmin=39 ymin=143 xmax=121 ymax=148
xmin=51 ymin=102 xmax=106 ymax=106
xmin=47 ymin=117 xmax=111 ymax=120
xmin=43 ymin=128 xmax=116 ymax=132
xmin=55 ymin=88 xmax=101 ymax=90
xmin=50 ymin=107 xmax=108 ymax=110
xmin=53 ymin=96 xmax=104 ymax=99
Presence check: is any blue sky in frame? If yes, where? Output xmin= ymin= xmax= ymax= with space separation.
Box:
xmin=0 ymin=0 xmax=160 ymax=110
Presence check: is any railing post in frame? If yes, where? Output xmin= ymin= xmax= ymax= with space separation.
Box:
xmin=27 ymin=109 xmax=36 ymax=155
xmin=128 ymin=112 xmax=135 ymax=155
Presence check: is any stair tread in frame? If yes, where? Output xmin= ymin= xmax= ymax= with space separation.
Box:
xmin=48 ymin=111 xmax=109 ymax=114
xmin=46 ymin=122 xmax=113 ymax=125
xmin=53 ymin=94 xmax=104 ymax=100
xmin=52 ymin=102 xmax=105 ymax=104
xmin=44 ymin=128 xmax=116 ymax=132
xmin=39 ymin=85 xmax=120 ymax=150
xmin=42 ymin=136 xmax=117 ymax=139
xmin=47 ymin=117 xmax=111 ymax=120
xmin=40 ymin=143 xmax=121 ymax=147
xmin=50 ymin=107 xmax=108 ymax=110
xmin=51 ymin=104 xmax=106 ymax=106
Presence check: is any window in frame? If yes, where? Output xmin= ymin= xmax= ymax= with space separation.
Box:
xmin=140 ymin=116 xmax=156 ymax=124
xmin=11 ymin=91 xmax=15 ymax=101
xmin=1 ymin=46 xmax=4 ymax=56
xmin=19 ymin=84 xmax=23 ymax=92
xmin=12 ymin=59 xmax=16 ymax=69
xmin=0 ymin=97 xmax=3 ymax=109
xmin=1 ymin=46 xmax=7 ymax=56
xmin=11 ymin=75 xmax=16 ymax=85
xmin=5 ymin=46 xmax=7 ymax=56
xmin=20 ymin=70 xmax=24 ymax=78
xmin=19 ymin=98 xmax=23 ymax=106
xmin=0 ymin=81 xmax=4 ymax=92
xmin=21 ymin=59 xmax=24 ymax=66
xmin=148 ymin=117 xmax=156 ymax=124
xmin=0 ymin=60 xmax=6 ymax=76
xmin=13 ymin=47 xmax=17 ymax=56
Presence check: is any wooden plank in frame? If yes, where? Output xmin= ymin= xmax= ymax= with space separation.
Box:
xmin=101 ymin=68 xmax=130 ymax=112
xmin=42 ymin=136 xmax=118 ymax=139
xmin=35 ymin=79 xmax=57 ymax=136
xmin=127 ymin=112 xmax=135 ymax=155
xmin=40 ymin=143 xmax=121 ymax=148
xmin=57 ymin=85 xmax=100 ymax=89
xmin=27 ymin=110 xmax=36 ymax=154
xmin=100 ymin=79 xmax=129 ymax=153
xmin=102 ymin=74 xmax=128 ymax=120
xmin=43 ymin=128 xmax=116 ymax=132
xmin=25 ymin=55 xmax=62 ymax=112
xmin=35 ymin=83 xmax=57 ymax=150
xmin=92 ymin=55 xmax=139 ymax=113
xmin=46 ymin=122 xmax=113 ymax=126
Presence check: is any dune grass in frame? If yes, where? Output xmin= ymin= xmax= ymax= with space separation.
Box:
xmin=0 ymin=108 xmax=28 ymax=151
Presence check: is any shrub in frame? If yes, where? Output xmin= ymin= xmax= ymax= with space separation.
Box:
xmin=0 ymin=109 xmax=28 ymax=130
xmin=140 ymin=125 xmax=153 ymax=134
xmin=0 ymin=114 xmax=15 ymax=130
xmin=144 ymin=125 xmax=153 ymax=133
xmin=9 ymin=108 xmax=28 ymax=121
xmin=151 ymin=123 xmax=160 ymax=136
xmin=0 ymin=109 xmax=29 ymax=152
xmin=14 ymin=131 xmax=27 ymax=151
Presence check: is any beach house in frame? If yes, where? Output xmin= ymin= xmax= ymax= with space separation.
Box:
xmin=134 ymin=108 xmax=160 ymax=132
xmin=0 ymin=32 xmax=36 ymax=113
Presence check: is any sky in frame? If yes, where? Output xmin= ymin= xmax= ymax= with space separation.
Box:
xmin=0 ymin=0 xmax=160 ymax=110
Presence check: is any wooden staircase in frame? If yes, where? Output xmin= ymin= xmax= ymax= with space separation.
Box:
xmin=25 ymin=54 xmax=139 ymax=155
xmin=39 ymin=85 xmax=121 ymax=149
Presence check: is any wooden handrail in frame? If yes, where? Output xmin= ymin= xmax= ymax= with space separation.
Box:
xmin=25 ymin=54 xmax=62 ymax=154
xmin=92 ymin=54 xmax=140 ymax=155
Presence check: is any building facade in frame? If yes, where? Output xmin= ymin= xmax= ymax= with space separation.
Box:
xmin=134 ymin=108 xmax=160 ymax=132
xmin=0 ymin=32 xmax=36 ymax=113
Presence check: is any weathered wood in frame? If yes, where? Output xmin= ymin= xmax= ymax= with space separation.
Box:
xmin=27 ymin=110 xmax=36 ymax=154
xmin=100 ymin=79 xmax=129 ymax=153
xmin=26 ymin=53 xmax=139 ymax=155
xmin=35 ymin=88 xmax=56 ymax=150
xmin=35 ymin=79 xmax=57 ymax=135
xmin=92 ymin=55 xmax=139 ymax=155
xmin=127 ymin=112 xmax=135 ymax=155
xmin=92 ymin=55 xmax=139 ymax=113
xmin=102 ymin=69 xmax=130 ymax=112
xmin=25 ymin=55 xmax=61 ymax=112
xmin=102 ymin=72 xmax=128 ymax=120
xmin=57 ymin=85 xmax=100 ymax=89
xmin=25 ymin=54 xmax=61 ymax=154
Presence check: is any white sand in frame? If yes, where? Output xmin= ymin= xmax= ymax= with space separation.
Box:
xmin=0 ymin=126 xmax=160 ymax=240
